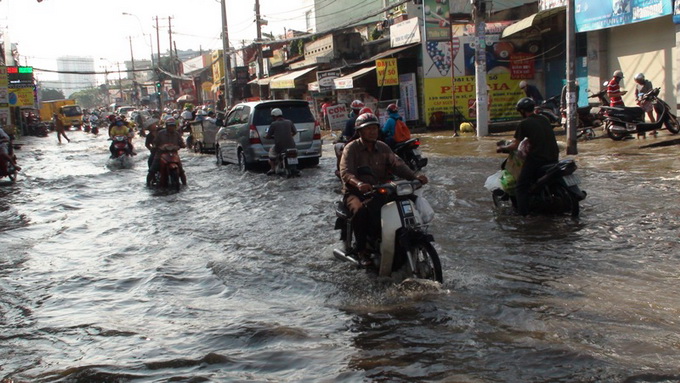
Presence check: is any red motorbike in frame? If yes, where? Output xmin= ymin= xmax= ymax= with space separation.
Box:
xmin=149 ymin=144 xmax=186 ymax=190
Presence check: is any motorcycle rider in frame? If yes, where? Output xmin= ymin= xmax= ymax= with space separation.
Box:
xmin=343 ymin=100 xmax=364 ymax=141
xmin=0 ymin=126 xmax=20 ymax=174
xmin=607 ymin=70 xmax=626 ymax=107
xmin=381 ymin=103 xmax=408 ymax=148
xmin=519 ymin=80 xmax=544 ymax=104
xmin=496 ymin=98 xmax=559 ymax=216
xmin=265 ymin=108 xmax=297 ymax=176
xmin=108 ymin=116 xmax=133 ymax=157
xmin=147 ymin=117 xmax=186 ymax=186
xmin=144 ymin=121 xmax=159 ymax=169
xmin=339 ymin=112 xmax=428 ymax=267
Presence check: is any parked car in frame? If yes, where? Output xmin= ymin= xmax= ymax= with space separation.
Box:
xmin=215 ymin=100 xmax=322 ymax=171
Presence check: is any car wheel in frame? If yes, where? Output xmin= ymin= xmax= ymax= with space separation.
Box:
xmin=237 ymin=150 xmax=250 ymax=172
xmin=216 ymin=146 xmax=226 ymax=165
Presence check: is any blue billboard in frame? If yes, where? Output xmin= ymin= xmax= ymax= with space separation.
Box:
xmin=575 ymin=0 xmax=672 ymax=32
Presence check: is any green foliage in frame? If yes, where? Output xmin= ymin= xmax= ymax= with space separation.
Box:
xmin=70 ymin=88 xmax=105 ymax=109
xmin=40 ymin=88 xmax=66 ymax=101
xmin=370 ymin=27 xmax=383 ymax=41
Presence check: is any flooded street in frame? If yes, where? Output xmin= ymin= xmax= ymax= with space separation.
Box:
xmin=1 ymin=129 xmax=679 ymax=382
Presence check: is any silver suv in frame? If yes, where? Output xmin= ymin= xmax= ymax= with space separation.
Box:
xmin=215 ymin=100 xmax=322 ymax=171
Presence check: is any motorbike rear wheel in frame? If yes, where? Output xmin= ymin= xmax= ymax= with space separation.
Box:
xmin=169 ymin=169 xmax=181 ymax=191
xmin=407 ymin=242 xmax=443 ymax=283
xmin=606 ymin=122 xmax=627 ymax=141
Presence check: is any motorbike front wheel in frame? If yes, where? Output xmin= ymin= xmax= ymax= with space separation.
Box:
xmin=407 ymin=242 xmax=443 ymax=283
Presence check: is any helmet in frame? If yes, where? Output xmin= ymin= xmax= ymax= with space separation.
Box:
xmin=386 ymin=103 xmax=399 ymax=113
xmin=108 ymin=114 xmax=116 ymax=122
xmin=355 ymin=113 xmax=379 ymax=130
xmin=358 ymin=107 xmax=373 ymax=115
xmin=165 ymin=117 xmax=177 ymax=126
xmin=196 ymin=109 xmax=207 ymax=116
xmin=634 ymin=73 xmax=645 ymax=81
xmin=350 ymin=99 xmax=364 ymax=110
xmin=519 ymin=80 xmax=527 ymax=89
xmin=613 ymin=70 xmax=624 ymax=79
xmin=516 ymin=97 xmax=536 ymax=113
xmin=271 ymin=108 xmax=283 ymax=117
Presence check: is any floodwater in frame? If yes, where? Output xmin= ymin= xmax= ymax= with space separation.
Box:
xmin=1 ymin=128 xmax=679 ymax=382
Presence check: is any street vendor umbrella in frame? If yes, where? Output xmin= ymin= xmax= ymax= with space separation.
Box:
xmin=176 ymin=94 xmax=195 ymax=103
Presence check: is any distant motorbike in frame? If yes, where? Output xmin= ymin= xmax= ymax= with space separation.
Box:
xmin=535 ymin=95 xmax=561 ymax=125
xmin=109 ymin=135 xmax=133 ymax=168
xmin=602 ymin=87 xmax=680 ymax=140
xmin=393 ymin=138 xmax=428 ymax=172
xmin=487 ymin=145 xmax=587 ymax=217
xmin=148 ymin=144 xmax=186 ymax=190
xmin=333 ymin=179 xmax=442 ymax=283
xmin=28 ymin=122 xmax=50 ymax=137
xmin=274 ymin=148 xmax=300 ymax=178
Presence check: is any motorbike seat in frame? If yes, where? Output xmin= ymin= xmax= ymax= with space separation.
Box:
xmin=539 ymin=159 xmax=576 ymax=177
xmin=394 ymin=138 xmax=418 ymax=149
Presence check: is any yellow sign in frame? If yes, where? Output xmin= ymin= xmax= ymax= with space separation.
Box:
xmin=376 ymin=58 xmax=399 ymax=87
xmin=8 ymin=88 xmax=35 ymax=107
xmin=212 ymin=50 xmax=224 ymax=85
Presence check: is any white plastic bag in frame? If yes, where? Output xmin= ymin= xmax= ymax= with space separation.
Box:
xmin=414 ymin=189 xmax=435 ymax=224
xmin=484 ymin=170 xmax=503 ymax=192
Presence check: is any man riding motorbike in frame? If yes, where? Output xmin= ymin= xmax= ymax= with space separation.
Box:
xmin=109 ymin=116 xmax=133 ymax=158
xmin=339 ymin=112 xmax=428 ymax=267
xmin=147 ymin=117 xmax=186 ymax=186
xmin=496 ymin=97 xmax=559 ymax=216
xmin=342 ymin=100 xmax=365 ymax=141
xmin=265 ymin=108 xmax=297 ymax=176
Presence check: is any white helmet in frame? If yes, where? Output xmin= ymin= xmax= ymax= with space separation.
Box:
xmin=634 ymin=73 xmax=645 ymax=81
xmin=196 ymin=109 xmax=207 ymax=116
xmin=519 ymin=80 xmax=527 ymax=89
xmin=613 ymin=70 xmax=624 ymax=79
xmin=271 ymin=108 xmax=283 ymax=117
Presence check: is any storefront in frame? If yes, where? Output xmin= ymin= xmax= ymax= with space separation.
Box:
xmin=269 ymin=66 xmax=317 ymax=100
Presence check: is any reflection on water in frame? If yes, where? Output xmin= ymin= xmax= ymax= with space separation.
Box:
xmin=1 ymin=130 xmax=679 ymax=382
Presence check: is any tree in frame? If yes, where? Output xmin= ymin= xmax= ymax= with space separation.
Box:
xmin=40 ymin=88 xmax=66 ymax=101
xmin=70 ymin=88 xmax=106 ymax=109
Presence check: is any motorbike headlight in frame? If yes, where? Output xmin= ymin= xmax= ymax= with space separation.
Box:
xmin=395 ymin=182 xmax=414 ymax=196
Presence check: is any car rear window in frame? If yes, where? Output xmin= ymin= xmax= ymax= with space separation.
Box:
xmin=253 ymin=104 xmax=315 ymax=125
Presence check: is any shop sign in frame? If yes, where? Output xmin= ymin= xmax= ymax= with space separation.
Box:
xmin=8 ymin=88 xmax=35 ymax=107
xmin=211 ymin=50 xmax=224 ymax=83
xmin=390 ymin=18 xmax=421 ymax=48
xmin=235 ymin=66 xmax=250 ymax=85
xmin=509 ymin=53 xmax=535 ymax=79
xmin=316 ymin=69 xmax=341 ymax=92
xmin=0 ymin=66 xmax=8 ymax=104
xmin=575 ymin=0 xmax=672 ymax=32
xmin=539 ymin=0 xmax=567 ymax=10
xmin=399 ymin=73 xmax=419 ymax=121
xmin=325 ymin=104 xmax=348 ymax=131
xmin=376 ymin=59 xmax=399 ymax=87
xmin=423 ymin=0 xmax=451 ymax=41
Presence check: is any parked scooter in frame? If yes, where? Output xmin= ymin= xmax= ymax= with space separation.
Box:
xmin=393 ymin=138 xmax=428 ymax=172
xmin=333 ymin=179 xmax=442 ymax=283
xmin=536 ymin=95 xmax=561 ymax=125
xmin=486 ymin=143 xmax=587 ymax=217
xmin=565 ymin=88 xmax=610 ymax=139
xmin=601 ymin=87 xmax=680 ymax=140
xmin=148 ymin=144 xmax=186 ymax=190
xmin=274 ymin=148 xmax=300 ymax=178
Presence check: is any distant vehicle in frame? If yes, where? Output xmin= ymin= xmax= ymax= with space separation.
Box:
xmin=39 ymin=99 xmax=83 ymax=129
xmin=214 ymin=100 xmax=322 ymax=171
xmin=116 ymin=106 xmax=136 ymax=117
xmin=190 ymin=119 xmax=219 ymax=154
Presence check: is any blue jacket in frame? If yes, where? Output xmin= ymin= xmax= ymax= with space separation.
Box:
xmin=381 ymin=111 xmax=402 ymax=141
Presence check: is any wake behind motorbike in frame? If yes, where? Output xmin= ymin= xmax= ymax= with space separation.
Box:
xmin=148 ymin=144 xmax=186 ymax=191
xmin=274 ymin=148 xmax=300 ymax=178
xmin=333 ymin=179 xmax=442 ymax=283
xmin=486 ymin=147 xmax=587 ymax=217
xmin=601 ymin=87 xmax=680 ymax=140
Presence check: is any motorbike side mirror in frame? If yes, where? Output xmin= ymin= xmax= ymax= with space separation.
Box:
xmin=602 ymin=81 xmax=609 ymax=87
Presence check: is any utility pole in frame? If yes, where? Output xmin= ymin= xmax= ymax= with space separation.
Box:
xmin=155 ymin=16 xmax=163 ymax=108
xmin=168 ymin=16 xmax=175 ymax=74
xmin=220 ymin=0 xmax=233 ymax=108
xmin=255 ymin=0 xmax=264 ymax=98
xmin=117 ymin=62 xmax=124 ymax=101
xmin=565 ymin=0 xmax=578 ymax=154
xmin=128 ymin=36 xmax=138 ymax=105
xmin=473 ymin=0 xmax=489 ymax=136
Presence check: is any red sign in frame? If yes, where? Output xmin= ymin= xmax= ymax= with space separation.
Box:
xmin=509 ymin=53 xmax=535 ymax=79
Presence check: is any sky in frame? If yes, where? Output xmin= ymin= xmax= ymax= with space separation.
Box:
xmin=1 ymin=0 xmax=310 ymax=81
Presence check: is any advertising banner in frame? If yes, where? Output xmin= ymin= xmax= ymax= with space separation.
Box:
xmin=674 ymin=0 xmax=680 ymax=23
xmin=376 ymin=58 xmax=399 ymax=87
xmin=8 ymin=88 xmax=36 ymax=107
xmin=539 ymin=0 xmax=567 ymax=10
xmin=399 ymin=73 xmax=419 ymax=121
xmin=390 ymin=18 xmax=421 ymax=48
xmin=575 ymin=0 xmax=672 ymax=32
xmin=325 ymin=103 xmax=348 ymax=131
xmin=317 ymin=69 xmax=342 ymax=92
xmin=423 ymin=0 xmax=451 ymax=41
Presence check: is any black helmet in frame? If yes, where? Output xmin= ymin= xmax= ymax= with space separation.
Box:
xmin=516 ymin=97 xmax=536 ymax=113
xmin=354 ymin=113 xmax=379 ymax=130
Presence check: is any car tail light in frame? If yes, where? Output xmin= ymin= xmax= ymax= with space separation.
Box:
xmin=313 ymin=121 xmax=321 ymax=140
xmin=249 ymin=124 xmax=261 ymax=144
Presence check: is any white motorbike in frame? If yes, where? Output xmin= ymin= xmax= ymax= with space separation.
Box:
xmin=333 ymin=179 xmax=442 ymax=283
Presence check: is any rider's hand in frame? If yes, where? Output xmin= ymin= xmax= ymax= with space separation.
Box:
xmin=357 ymin=182 xmax=372 ymax=194
xmin=416 ymin=175 xmax=429 ymax=185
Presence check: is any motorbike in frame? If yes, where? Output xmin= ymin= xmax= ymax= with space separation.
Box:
xmin=91 ymin=124 xmax=99 ymax=135
xmin=601 ymin=87 xmax=680 ymax=140
xmin=108 ymin=135 xmax=134 ymax=168
xmin=486 ymin=146 xmax=587 ymax=217
xmin=563 ymin=88 xmax=610 ymax=139
xmin=535 ymin=95 xmax=561 ymax=125
xmin=393 ymin=138 xmax=428 ymax=172
xmin=148 ymin=145 xmax=186 ymax=190
xmin=0 ymin=145 xmax=18 ymax=183
xmin=274 ymin=148 xmax=300 ymax=178
xmin=333 ymin=179 xmax=443 ymax=283
xmin=82 ymin=123 xmax=91 ymax=133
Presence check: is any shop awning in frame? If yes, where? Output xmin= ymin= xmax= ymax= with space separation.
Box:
xmin=270 ymin=66 xmax=317 ymax=89
xmin=501 ymin=6 xmax=566 ymax=38
xmin=360 ymin=43 xmax=419 ymax=65
xmin=334 ymin=66 xmax=376 ymax=90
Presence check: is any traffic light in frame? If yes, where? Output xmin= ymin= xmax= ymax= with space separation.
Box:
xmin=155 ymin=81 xmax=162 ymax=95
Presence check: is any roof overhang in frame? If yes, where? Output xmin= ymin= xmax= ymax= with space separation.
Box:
xmin=501 ymin=7 xmax=566 ymax=38
xmin=270 ymin=66 xmax=317 ymax=89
